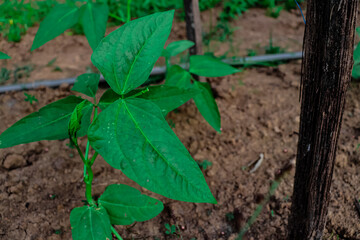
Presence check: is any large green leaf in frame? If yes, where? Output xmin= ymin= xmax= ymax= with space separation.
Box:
xmin=165 ymin=65 xmax=192 ymax=89
xmin=81 ymin=2 xmax=109 ymax=50
xmin=91 ymin=11 xmax=174 ymax=95
xmin=98 ymin=184 xmax=164 ymax=225
xmin=0 ymin=51 xmax=10 ymax=59
xmin=0 ymin=96 xmax=92 ymax=148
xmin=31 ymin=4 xmax=80 ymax=51
xmin=162 ymin=40 xmax=194 ymax=58
xmin=193 ymin=81 xmax=221 ymax=132
xmin=98 ymin=85 xmax=199 ymax=115
xmin=70 ymin=206 xmax=112 ymax=240
xmin=189 ymin=55 xmax=240 ymax=77
xmin=88 ymin=98 xmax=216 ymax=203
xmin=137 ymin=85 xmax=200 ymax=115
xmin=72 ymin=73 xmax=100 ymax=98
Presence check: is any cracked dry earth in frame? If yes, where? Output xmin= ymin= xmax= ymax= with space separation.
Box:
xmin=0 ymin=61 xmax=360 ymax=239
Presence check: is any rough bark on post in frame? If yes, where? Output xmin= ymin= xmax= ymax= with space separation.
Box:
xmin=288 ymin=1 xmax=358 ymax=239
xmin=183 ymin=0 xmax=203 ymax=55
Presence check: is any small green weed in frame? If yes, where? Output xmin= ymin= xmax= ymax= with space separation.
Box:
xmin=24 ymin=93 xmax=38 ymax=105
xmin=226 ymin=212 xmax=235 ymax=221
xmin=197 ymin=160 xmax=213 ymax=170
xmin=164 ymin=223 xmax=183 ymax=239
xmin=165 ymin=223 xmax=177 ymax=235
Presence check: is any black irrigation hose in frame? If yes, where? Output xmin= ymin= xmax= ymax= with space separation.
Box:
xmin=0 ymin=52 xmax=303 ymax=94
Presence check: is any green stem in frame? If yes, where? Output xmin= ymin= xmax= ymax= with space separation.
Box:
xmin=84 ymin=165 xmax=96 ymax=206
xmin=165 ymin=57 xmax=171 ymax=72
xmin=109 ymin=12 xmax=124 ymax=22
xmin=128 ymin=88 xmax=149 ymax=98
xmin=83 ymin=105 xmax=99 ymax=207
xmin=127 ymin=0 xmax=132 ymax=22
xmin=111 ymin=226 xmax=123 ymax=240
xmin=89 ymin=152 xmax=99 ymax=166
xmin=72 ymin=138 xmax=86 ymax=164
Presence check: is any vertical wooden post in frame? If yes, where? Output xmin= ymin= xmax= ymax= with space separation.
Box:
xmin=288 ymin=1 xmax=358 ymax=239
xmin=183 ymin=0 xmax=203 ymax=55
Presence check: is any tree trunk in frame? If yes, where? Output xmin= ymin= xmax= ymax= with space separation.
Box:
xmin=288 ymin=1 xmax=358 ymax=239
xmin=183 ymin=0 xmax=203 ymax=55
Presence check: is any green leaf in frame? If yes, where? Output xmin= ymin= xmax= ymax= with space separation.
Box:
xmin=98 ymin=184 xmax=164 ymax=225
xmin=137 ymin=85 xmax=200 ymax=115
xmin=72 ymin=73 xmax=100 ymax=98
xmin=352 ymin=63 xmax=360 ymax=79
xmin=189 ymin=55 xmax=240 ymax=77
xmin=91 ymin=10 xmax=174 ymax=95
xmin=0 ymin=96 xmax=92 ymax=149
xmin=68 ymin=100 xmax=89 ymax=138
xmin=88 ymin=98 xmax=216 ymax=203
xmin=162 ymin=40 xmax=194 ymax=57
xmin=99 ymin=85 xmax=199 ymax=115
xmin=356 ymin=27 xmax=360 ymax=37
xmin=70 ymin=206 xmax=112 ymax=240
xmin=0 ymin=51 xmax=10 ymax=59
xmin=98 ymin=88 xmax=120 ymax=110
xmin=193 ymin=81 xmax=221 ymax=132
xmin=165 ymin=65 xmax=192 ymax=89
xmin=354 ymin=44 xmax=360 ymax=64
xmin=31 ymin=4 xmax=80 ymax=51
xmin=81 ymin=2 xmax=109 ymax=50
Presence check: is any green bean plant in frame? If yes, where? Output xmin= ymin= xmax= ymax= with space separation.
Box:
xmin=0 ymin=11 xmax=219 ymax=239
xmin=161 ymin=40 xmax=241 ymax=132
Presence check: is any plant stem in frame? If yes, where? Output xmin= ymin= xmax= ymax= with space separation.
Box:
xmin=83 ymin=105 xmax=99 ymax=207
xmin=84 ymin=165 xmax=96 ymax=206
xmin=89 ymin=152 xmax=99 ymax=166
xmin=109 ymin=12 xmax=124 ymax=22
xmin=72 ymin=138 xmax=86 ymax=164
xmin=127 ymin=0 xmax=132 ymax=22
xmin=128 ymin=88 xmax=149 ymax=98
xmin=111 ymin=226 xmax=123 ymax=240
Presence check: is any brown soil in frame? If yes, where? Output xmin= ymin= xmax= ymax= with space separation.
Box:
xmin=1 ymin=7 xmax=360 ymax=240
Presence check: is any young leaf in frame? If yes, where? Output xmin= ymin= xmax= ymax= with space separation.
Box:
xmin=0 ymin=96 xmax=92 ymax=149
xmin=98 ymin=184 xmax=164 ymax=225
xmin=81 ymin=2 xmax=109 ymax=50
xmin=68 ymin=100 xmax=89 ymax=138
xmin=70 ymin=206 xmax=112 ymax=240
xmin=0 ymin=52 xmax=10 ymax=59
xmin=165 ymin=65 xmax=192 ymax=89
xmin=189 ymin=55 xmax=241 ymax=77
xmin=31 ymin=4 xmax=80 ymax=51
xmin=72 ymin=73 xmax=100 ymax=98
xmin=91 ymin=10 xmax=174 ymax=95
xmin=162 ymin=40 xmax=195 ymax=58
xmin=193 ymin=81 xmax=221 ymax=132
xmin=88 ymin=98 xmax=216 ymax=203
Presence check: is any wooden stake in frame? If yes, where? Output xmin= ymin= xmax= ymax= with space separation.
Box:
xmin=288 ymin=1 xmax=358 ymax=239
xmin=183 ymin=0 xmax=203 ymax=55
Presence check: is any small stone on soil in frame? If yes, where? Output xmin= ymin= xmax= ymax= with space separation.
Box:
xmin=2 ymin=154 xmax=27 ymax=170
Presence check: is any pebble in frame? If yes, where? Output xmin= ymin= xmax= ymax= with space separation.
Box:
xmin=3 ymin=154 xmax=27 ymax=170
